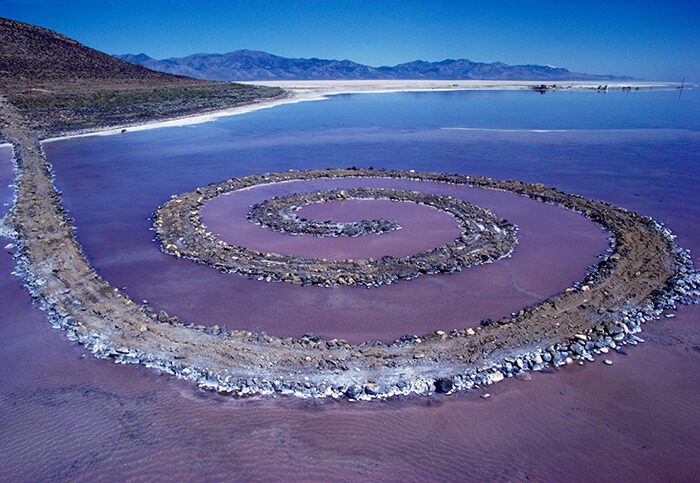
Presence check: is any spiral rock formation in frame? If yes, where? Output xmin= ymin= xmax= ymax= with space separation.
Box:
xmin=156 ymin=184 xmax=518 ymax=287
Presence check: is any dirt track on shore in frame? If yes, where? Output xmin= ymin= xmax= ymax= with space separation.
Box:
xmin=1 ymin=94 xmax=696 ymax=400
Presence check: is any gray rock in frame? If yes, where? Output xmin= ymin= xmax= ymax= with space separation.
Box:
xmin=345 ymin=385 xmax=363 ymax=399
xmin=364 ymin=382 xmax=381 ymax=396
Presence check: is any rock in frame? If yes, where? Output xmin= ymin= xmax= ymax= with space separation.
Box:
xmin=396 ymin=379 xmax=411 ymax=392
xmin=363 ymin=382 xmax=380 ymax=396
xmin=604 ymin=359 xmax=613 ymax=366
xmin=345 ymin=385 xmax=363 ymax=399
xmin=434 ymin=377 xmax=454 ymax=393
xmin=490 ymin=371 xmax=505 ymax=383
xmin=157 ymin=310 xmax=169 ymax=322
xmin=303 ymin=332 xmax=321 ymax=342
xmin=481 ymin=393 xmax=491 ymax=399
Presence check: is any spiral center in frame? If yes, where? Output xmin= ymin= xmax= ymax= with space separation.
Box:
xmin=247 ymin=188 xmax=403 ymax=237
xmin=155 ymin=173 xmax=519 ymax=287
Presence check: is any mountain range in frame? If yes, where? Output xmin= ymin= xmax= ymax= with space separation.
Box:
xmin=117 ymin=50 xmax=632 ymax=82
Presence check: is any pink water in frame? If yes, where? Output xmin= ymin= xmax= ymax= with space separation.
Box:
xmin=2 ymin=89 xmax=700 ymax=480
xmin=1 ymin=241 xmax=698 ymax=480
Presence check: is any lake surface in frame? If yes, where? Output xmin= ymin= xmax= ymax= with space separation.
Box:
xmin=1 ymin=89 xmax=699 ymax=480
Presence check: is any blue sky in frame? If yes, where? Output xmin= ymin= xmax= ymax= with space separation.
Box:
xmin=2 ymin=0 xmax=699 ymax=80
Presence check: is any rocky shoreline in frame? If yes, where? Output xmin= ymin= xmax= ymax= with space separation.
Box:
xmin=1 ymin=94 xmax=699 ymax=401
xmin=157 ymin=185 xmax=517 ymax=287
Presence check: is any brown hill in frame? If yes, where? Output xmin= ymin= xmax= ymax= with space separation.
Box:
xmin=0 ymin=17 xmax=283 ymax=137
xmin=0 ymin=17 xmax=198 ymax=90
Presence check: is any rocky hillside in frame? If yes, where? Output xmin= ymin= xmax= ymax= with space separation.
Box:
xmin=0 ymin=17 xmax=282 ymax=137
xmin=117 ymin=49 xmax=632 ymax=82
xmin=0 ymin=17 xmax=202 ymax=90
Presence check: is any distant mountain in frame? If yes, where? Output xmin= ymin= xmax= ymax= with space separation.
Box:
xmin=117 ymin=50 xmax=631 ymax=82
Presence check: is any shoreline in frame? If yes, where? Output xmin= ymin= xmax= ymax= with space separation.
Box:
xmin=41 ymin=79 xmax=685 ymax=143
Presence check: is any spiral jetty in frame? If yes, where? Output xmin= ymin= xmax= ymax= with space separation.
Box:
xmin=1 ymin=96 xmax=699 ymax=401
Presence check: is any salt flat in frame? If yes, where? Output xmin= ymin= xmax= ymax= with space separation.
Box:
xmin=241 ymin=78 xmax=679 ymax=93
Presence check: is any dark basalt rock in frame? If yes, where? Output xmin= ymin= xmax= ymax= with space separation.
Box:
xmin=434 ymin=377 xmax=454 ymax=393
xmin=364 ymin=382 xmax=381 ymax=396
xmin=345 ymin=384 xmax=363 ymax=400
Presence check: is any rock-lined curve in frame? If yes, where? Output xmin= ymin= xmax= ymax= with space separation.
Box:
xmin=1 ymin=96 xmax=698 ymax=401
xmin=248 ymin=188 xmax=403 ymax=237
xmin=157 ymin=186 xmax=518 ymax=287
